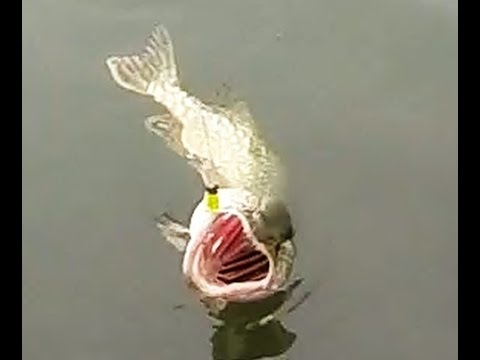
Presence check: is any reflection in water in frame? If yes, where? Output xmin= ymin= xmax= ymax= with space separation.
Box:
xmin=211 ymin=319 xmax=295 ymax=360
xmin=205 ymin=278 xmax=309 ymax=360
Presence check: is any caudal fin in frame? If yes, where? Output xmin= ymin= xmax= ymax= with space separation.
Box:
xmin=105 ymin=25 xmax=179 ymax=96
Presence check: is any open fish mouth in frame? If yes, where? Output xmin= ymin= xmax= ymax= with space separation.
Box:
xmin=200 ymin=213 xmax=270 ymax=284
xmin=184 ymin=211 xmax=274 ymax=300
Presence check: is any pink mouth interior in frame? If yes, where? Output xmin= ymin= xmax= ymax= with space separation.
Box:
xmin=201 ymin=213 xmax=270 ymax=285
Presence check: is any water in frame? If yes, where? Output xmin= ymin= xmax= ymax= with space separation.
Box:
xmin=23 ymin=0 xmax=457 ymax=359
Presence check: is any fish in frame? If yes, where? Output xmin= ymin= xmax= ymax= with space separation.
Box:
xmin=106 ymin=25 xmax=296 ymax=310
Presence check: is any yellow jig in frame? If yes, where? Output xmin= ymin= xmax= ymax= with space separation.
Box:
xmin=205 ymin=185 xmax=219 ymax=213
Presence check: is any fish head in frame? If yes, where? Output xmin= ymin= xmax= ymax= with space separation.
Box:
xmin=182 ymin=190 xmax=295 ymax=304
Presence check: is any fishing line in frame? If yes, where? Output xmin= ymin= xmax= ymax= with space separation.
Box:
xmin=200 ymin=101 xmax=220 ymax=213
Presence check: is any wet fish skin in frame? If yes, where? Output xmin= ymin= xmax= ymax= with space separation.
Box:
xmin=106 ymin=25 xmax=284 ymax=202
xmin=106 ymin=24 xmax=297 ymax=306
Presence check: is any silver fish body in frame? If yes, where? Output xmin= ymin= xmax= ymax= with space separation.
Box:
xmin=106 ymin=25 xmax=295 ymax=305
xmin=107 ymin=26 xmax=283 ymax=199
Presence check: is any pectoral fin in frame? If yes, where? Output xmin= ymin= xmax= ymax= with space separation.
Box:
xmin=145 ymin=114 xmax=186 ymax=157
xmin=155 ymin=213 xmax=190 ymax=252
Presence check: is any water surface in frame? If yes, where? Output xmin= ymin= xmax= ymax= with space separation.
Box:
xmin=23 ymin=0 xmax=457 ymax=359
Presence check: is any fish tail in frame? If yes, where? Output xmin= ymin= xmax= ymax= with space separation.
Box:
xmin=106 ymin=25 xmax=179 ymax=98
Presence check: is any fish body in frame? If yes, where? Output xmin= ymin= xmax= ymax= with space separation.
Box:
xmin=106 ymin=25 xmax=295 ymax=306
